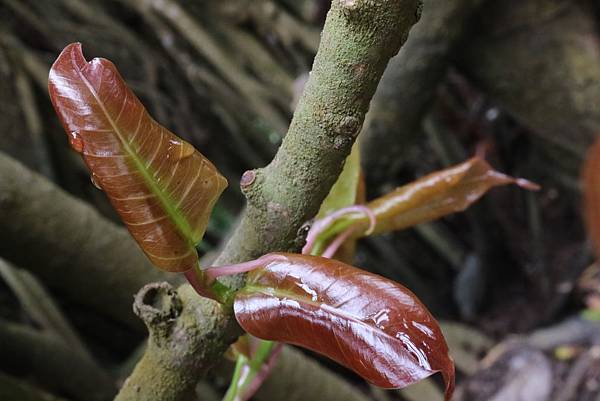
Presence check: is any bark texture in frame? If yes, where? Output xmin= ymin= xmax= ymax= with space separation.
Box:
xmin=215 ymin=0 xmax=423 ymax=271
xmin=114 ymin=283 xmax=240 ymax=401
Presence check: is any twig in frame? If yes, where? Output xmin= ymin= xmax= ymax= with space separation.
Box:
xmin=116 ymin=1 xmax=422 ymax=400
xmin=526 ymin=316 xmax=600 ymax=351
xmin=215 ymin=0 xmax=422 ymax=269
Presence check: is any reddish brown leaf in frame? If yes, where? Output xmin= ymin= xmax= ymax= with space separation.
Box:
xmin=356 ymin=157 xmax=538 ymax=235
xmin=234 ymin=253 xmax=455 ymax=400
xmin=584 ymin=137 xmax=600 ymax=255
xmin=48 ymin=43 xmax=227 ymax=272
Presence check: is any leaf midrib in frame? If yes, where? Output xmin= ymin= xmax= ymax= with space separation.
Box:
xmin=75 ymin=59 xmax=196 ymax=247
xmin=242 ymin=284 xmax=411 ymax=347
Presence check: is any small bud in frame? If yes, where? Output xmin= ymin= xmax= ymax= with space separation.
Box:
xmin=240 ymin=170 xmax=257 ymax=189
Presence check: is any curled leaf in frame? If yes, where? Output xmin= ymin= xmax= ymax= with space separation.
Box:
xmin=48 ymin=43 xmax=227 ymax=272
xmin=584 ymin=137 xmax=600 ymax=255
xmin=365 ymin=157 xmax=538 ymax=235
xmin=234 ymin=253 xmax=455 ymax=401
xmin=315 ymin=157 xmax=538 ymax=239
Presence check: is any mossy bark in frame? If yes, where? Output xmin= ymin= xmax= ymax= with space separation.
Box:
xmin=215 ymin=0 xmax=422 ymax=271
xmin=114 ymin=283 xmax=240 ymax=401
xmin=0 ymin=152 xmax=175 ymax=330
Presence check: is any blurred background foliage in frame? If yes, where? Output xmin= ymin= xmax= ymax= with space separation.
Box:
xmin=1 ymin=1 xmax=600 ymax=401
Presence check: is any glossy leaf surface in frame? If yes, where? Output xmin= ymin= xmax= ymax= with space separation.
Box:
xmin=234 ymin=253 xmax=455 ymax=401
xmin=350 ymin=157 xmax=537 ymax=235
xmin=48 ymin=43 xmax=227 ymax=272
xmin=584 ymin=137 xmax=600 ymax=254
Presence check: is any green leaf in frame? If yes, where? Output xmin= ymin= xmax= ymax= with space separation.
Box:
xmin=317 ymin=141 xmax=361 ymax=218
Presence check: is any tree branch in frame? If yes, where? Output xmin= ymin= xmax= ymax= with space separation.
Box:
xmin=215 ymin=0 xmax=422 ymax=268
xmin=116 ymin=1 xmax=422 ymax=399
xmin=115 ymin=283 xmax=240 ymax=401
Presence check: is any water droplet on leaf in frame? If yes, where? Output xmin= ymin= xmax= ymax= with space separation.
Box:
xmin=90 ymin=172 xmax=102 ymax=190
xmin=179 ymin=141 xmax=195 ymax=159
xmin=168 ymin=139 xmax=195 ymax=161
xmin=69 ymin=131 xmax=83 ymax=153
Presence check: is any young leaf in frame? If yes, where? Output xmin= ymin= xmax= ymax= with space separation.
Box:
xmin=48 ymin=43 xmax=227 ymax=272
xmin=583 ymin=137 xmax=600 ymax=254
xmin=331 ymin=170 xmax=366 ymax=262
xmin=315 ymin=142 xmax=365 ymax=262
xmin=365 ymin=157 xmax=538 ymax=235
xmin=317 ymin=141 xmax=362 ymax=218
xmin=223 ymin=143 xmax=363 ymax=401
xmin=317 ymin=157 xmax=538 ymax=239
xmin=233 ymin=253 xmax=455 ymax=401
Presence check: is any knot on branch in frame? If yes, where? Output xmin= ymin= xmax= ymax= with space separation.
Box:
xmin=335 ymin=115 xmax=361 ymax=138
xmin=333 ymin=115 xmax=361 ymax=150
xmin=240 ymin=169 xmax=257 ymax=190
xmin=339 ymin=0 xmax=361 ymax=13
xmin=240 ymin=168 xmax=266 ymax=205
xmin=134 ymin=282 xmax=182 ymax=337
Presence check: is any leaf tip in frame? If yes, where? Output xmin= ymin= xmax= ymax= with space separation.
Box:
xmin=515 ymin=178 xmax=541 ymax=191
xmin=442 ymin=362 xmax=456 ymax=401
xmin=583 ymin=137 xmax=600 ymax=255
